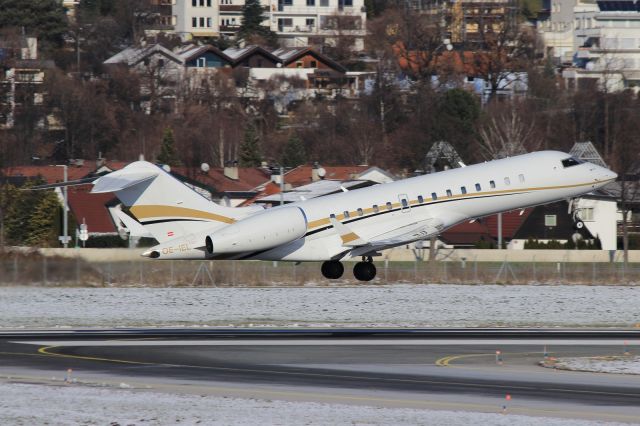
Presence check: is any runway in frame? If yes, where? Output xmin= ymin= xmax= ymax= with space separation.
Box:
xmin=2 ymin=328 xmax=640 ymax=422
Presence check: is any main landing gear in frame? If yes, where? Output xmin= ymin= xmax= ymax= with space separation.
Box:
xmin=321 ymin=257 xmax=377 ymax=282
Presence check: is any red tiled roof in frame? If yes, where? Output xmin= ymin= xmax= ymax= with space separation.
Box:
xmin=440 ymin=209 xmax=532 ymax=246
xmin=284 ymin=165 xmax=369 ymax=187
xmin=171 ymin=167 xmax=270 ymax=192
xmin=67 ymin=186 xmax=117 ymax=233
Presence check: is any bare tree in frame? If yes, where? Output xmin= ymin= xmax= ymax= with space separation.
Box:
xmin=478 ymin=101 xmax=538 ymax=160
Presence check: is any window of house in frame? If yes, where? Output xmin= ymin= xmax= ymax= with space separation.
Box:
xmin=446 ymin=189 xmax=452 ymax=197
xmin=257 ymin=59 xmax=263 ymax=67
xmin=306 ymin=18 xmax=315 ymax=27
xmin=475 ymin=183 xmax=481 ymax=191
xmin=504 ymin=177 xmax=510 ymax=185
xmin=373 ymin=204 xmax=379 ymax=213
xmin=207 ymin=17 xmax=212 ymax=27
xmin=357 ymin=208 xmax=363 ymax=216
xmin=431 ymin=192 xmax=437 ymax=200
xmin=307 ymin=0 xmax=315 ymax=5
xmin=418 ymin=195 xmax=424 ymax=203
xmin=158 ymin=59 xmax=165 ymax=67
xmin=192 ymin=17 xmax=197 ymax=27
xmin=200 ymin=17 xmax=205 ymax=27
xmin=489 ymin=180 xmax=496 ymax=189
xmin=207 ymin=0 xmax=212 ymax=5
xmin=578 ymin=208 xmax=595 ymax=221
xmin=343 ymin=211 xmax=350 ymax=219
xmin=386 ymin=202 xmax=392 ymax=211
xmin=199 ymin=0 xmax=204 ymax=6
xmin=460 ymin=186 xmax=467 ymax=195
xmin=296 ymin=61 xmax=303 ymax=68
xmin=197 ymin=57 xmax=206 ymax=67
xmin=545 ymin=214 xmax=557 ymax=227
xmin=519 ymin=174 xmax=525 ymax=183
xmin=192 ymin=0 xmax=197 ymax=6
xmin=320 ymin=0 xmax=329 ymax=6
xmin=310 ymin=60 xmax=317 ymax=68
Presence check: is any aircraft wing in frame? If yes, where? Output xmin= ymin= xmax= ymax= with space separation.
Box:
xmin=331 ymin=217 xmax=445 ymax=257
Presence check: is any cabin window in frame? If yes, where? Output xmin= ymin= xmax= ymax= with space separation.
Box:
xmin=431 ymin=192 xmax=437 ymax=200
xmin=475 ymin=183 xmax=481 ymax=191
xmin=372 ymin=204 xmax=379 ymax=213
xmin=386 ymin=202 xmax=392 ymax=211
xmin=357 ymin=208 xmax=364 ymax=216
xmin=460 ymin=186 xmax=467 ymax=195
xmin=561 ymin=157 xmax=583 ymax=168
xmin=489 ymin=180 xmax=496 ymax=189
xmin=401 ymin=198 xmax=409 ymax=208
xmin=343 ymin=211 xmax=350 ymax=219
xmin=519 ymin=174 xmax=525 ymax=183
xmin=504 ymin=177 xmax=511 ymax=185
xmin=446 ymin=189 xmax=452 ymax=197
xmin=330 ymin=213 xmax=336 ymax=219
xmin=418 ymin=195 xmax=424 ymax=203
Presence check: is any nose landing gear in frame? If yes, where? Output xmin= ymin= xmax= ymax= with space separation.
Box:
xmin=353 ymin=256 xmax=377 ymax=282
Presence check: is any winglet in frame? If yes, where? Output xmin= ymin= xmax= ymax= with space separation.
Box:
xmin=329 ymin=216 xmax=368 ymax=247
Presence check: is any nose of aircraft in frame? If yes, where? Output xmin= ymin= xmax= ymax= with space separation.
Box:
xmin=596 ymin=165 xmax=617 ymax=183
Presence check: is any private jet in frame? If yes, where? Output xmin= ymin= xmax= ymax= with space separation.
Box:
xmin=44 ymin=151 xmax=617 ymax=281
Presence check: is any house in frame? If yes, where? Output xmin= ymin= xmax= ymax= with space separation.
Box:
xmin=440 ymin=209 xmax=533 ymax=248
xmin=223 ymin=46 xmax=281 ymax=68
xmin=0 ymin=36 xmax=54 ymax=129
xmin=177 ymin=44 xmax=233 ymax=69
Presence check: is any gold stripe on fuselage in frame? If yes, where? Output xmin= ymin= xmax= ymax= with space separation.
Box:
xmin=130 ymin=205 xmax=236 ymax=224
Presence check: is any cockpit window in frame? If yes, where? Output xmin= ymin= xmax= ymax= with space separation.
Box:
xmin=561 ymin=157 xmax=583 ymax=168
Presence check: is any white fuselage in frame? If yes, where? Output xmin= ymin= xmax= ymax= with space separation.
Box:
xmin=243 ymin=151 xmax=616 ymax=261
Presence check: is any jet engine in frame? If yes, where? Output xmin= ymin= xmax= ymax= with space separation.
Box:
xmin=205 ymin=206 xmax=308 ymax=254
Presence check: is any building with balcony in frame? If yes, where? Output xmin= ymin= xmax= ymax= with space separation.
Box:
xmin=170 ymin=0 xmax=366 ymax=50
xmin=560 ymin=0 xmax=640 ymax=91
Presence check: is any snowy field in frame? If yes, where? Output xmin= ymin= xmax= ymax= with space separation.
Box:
xmin=1 ymin=284 xmax=640 ymax=328
xmin=550 ymin=355 xmax=640 ymax=375
xmin=0 ymin=381 xmax=629 ymax=426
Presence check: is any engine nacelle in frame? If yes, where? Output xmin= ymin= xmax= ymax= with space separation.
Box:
xmin=205 ymin=206 xmax=308 ymax=254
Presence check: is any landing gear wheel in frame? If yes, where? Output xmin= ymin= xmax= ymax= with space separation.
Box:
xmin=353 ymin=261 xmax=377 ymax=282
xmin=321 ymin=260 xmax=344 ymax=279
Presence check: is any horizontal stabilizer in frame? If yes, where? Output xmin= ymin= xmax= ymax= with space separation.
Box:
xmin=115 ymin=209 xmax=153 ymax=238
xmin=92 ymin=168 xmax=158 ymax=193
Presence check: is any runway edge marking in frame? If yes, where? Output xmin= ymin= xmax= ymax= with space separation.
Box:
xmin=37 ymin=345 xmax=152 ymax=365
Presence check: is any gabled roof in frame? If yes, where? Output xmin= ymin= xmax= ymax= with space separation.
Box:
xmin=104 ymin=44 xmax=183 ymax=67
xmin=271 ymin=47 xmax=347 ymax=73
xmin=284 ymin=165 xmax=370 ymax=187
xmin=176 ymin=44 xmax=232 ymax=64
xmin=223 ymin=45 xmax=281 ymax=65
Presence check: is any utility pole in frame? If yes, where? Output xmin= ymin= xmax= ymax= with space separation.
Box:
xmin=280 ymin=166 xmax=284 ymax=206
xmin=57 ymin=165 xmax=70 ymax=248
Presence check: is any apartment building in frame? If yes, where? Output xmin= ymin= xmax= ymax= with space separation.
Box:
xmin=539 ymin=0 xmax=640 ymax=91
xmin=171 ymin=0 xmax=366 ymax=49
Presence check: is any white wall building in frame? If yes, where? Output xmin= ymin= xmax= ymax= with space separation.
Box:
xmin=542 ymin=0 xmax=640 ymax=91
xmin=173 ymin=0 xmax=220 ymax=39
xmin=171 ymin=0 xmax=366 ymax=49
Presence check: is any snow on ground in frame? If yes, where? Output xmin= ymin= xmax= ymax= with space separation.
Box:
xmin=549 ymin=355 xmax=640 ymax=375
xmin=0 ymin=381 xmax=628 ymax=426
xmin=1 ymin=284 xmax=640 ymax=328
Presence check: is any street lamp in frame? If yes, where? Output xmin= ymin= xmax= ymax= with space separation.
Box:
xmin=55 ymin=165 xmax=70 ymax=248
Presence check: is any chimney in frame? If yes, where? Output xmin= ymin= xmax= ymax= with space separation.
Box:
xmin=311 ymin=161 xmax=320 ymax=182
xmin=224 ymin=160 xmax=239 ymax=180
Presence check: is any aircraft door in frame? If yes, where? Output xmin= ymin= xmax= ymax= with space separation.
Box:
xmin=398 ymin=194 xmax=411 ymax=213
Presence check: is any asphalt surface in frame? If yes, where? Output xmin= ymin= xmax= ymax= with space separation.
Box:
xmin=2 ymin=328 xmax=640 ymax=421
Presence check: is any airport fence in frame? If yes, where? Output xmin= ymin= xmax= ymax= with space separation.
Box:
xmin=2 ymin=257 xmax=640 ymax=286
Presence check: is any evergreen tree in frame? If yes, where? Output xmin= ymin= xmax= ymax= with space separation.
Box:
xmin=239 ymin=123 xmax=262 ymax=167
xmin=0 ymin=0 xmax=68 ymax=50
xmin=281 ymin=135 xmax=306 ymax=168
xmin=237 ymin=0 xmax=278 ymax=47
xmin=24 ymin=189 xmax=60 ymax=247
xmin=157 ymin=128 xmax=179 ymax=166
